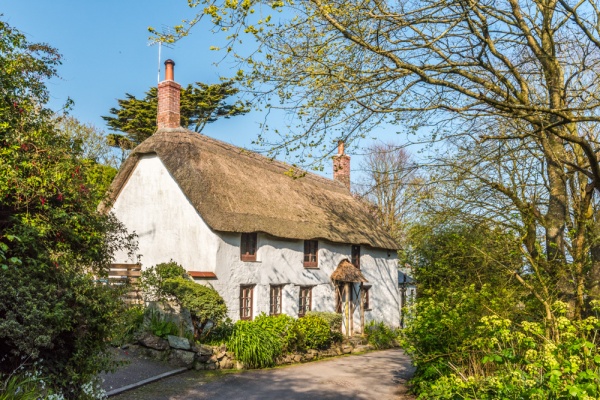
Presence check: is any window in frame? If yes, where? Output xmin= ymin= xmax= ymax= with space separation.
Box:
xmin=270 ymin=285 xmax=283 ymax=315
xmin=303 ymin=240 xmax=318 ymax=268
xmin=240 ymin=232 xmax=258 ymax=262
xmin=351 ymin=245 xmax=361 ymax=269
xmin=298 ymin=286 xmax=312 ymax=317
xmin=240 ymin=285 xmax=254 ymax=320
xmin=363 ymin=286 xmax=371 ymax=310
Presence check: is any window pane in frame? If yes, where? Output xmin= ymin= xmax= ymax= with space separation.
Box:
xmin=351 ymin=245 xmax=361 ymax=269
xmin=304 ymin=240 xmax=318 ymax=268
xmin=241 ymin=233 xmax=257 ymax=261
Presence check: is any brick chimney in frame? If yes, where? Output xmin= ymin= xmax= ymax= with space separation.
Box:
xmin=333 ymin=141 xmax=351 ymax=190
xmin=157 ymin=59 xmax=181 ymax=129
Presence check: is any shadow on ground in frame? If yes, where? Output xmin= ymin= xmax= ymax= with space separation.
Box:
xmin=112 ymin=349 xmax=415 ymax=400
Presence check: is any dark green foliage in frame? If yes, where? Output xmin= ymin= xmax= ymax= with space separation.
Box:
xmin=254 ymin=313 xmax=306 ymax=353
xmin=0 ymin=18 xmax=135 ymax=398
xmin=305 ymin=311 xmax=342 ymax=332
xmin=140 ymin=261 xmax=187 ymax=302
xmin=162 ymin=276 xmax=228 ymax=339
xmin=103 ymin=81 xmax=250 ymax=150
xmin=296 ymin=314 xmax=332 ymax=350
xmin=227 ymin=320 xmax=282 ymax=368
xmin=203 ymin=317 xmax=234 ymax=345
xmin=110 ymin=305 xmax=145 ymax=346
xmin=364 ymin=321 xmax=398 ymax=349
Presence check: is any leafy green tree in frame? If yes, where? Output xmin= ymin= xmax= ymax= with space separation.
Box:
xmin=103 ymin=81 xmax=249 ymax=150
xmin=0 ymin=18 xmax=135 ymax=398
xmin=56 ymin=114 xmax=119 ymax=168
xmin=160 ymin=0 xmax=600 ymax=322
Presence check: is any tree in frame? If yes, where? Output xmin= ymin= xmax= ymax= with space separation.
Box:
xmin=56 ymin=115 xmax=119 ymax=168
xmin=0 ymin=19 xmax=135 ymax=398
xmin=357 ymin=142 xmax=422 ymax=248
xmin=103 ymin=81 xmax=249 ymax=150
xmin=158 ymin=0 xmax=600 ymax=322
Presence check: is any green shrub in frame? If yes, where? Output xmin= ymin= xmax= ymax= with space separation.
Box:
xmin=228 ymin=320 xmax=282 ymax=368
xmin=306 ymin=311 xmax=343 ymax=332
xmin=296 ymin=314 xmax=332 ymax=350
xmin=111 ymin=305 xmax=145 ymax=345
xmin=255 ymin=313 xmax=306 ymax=353
xmin=364 ymin=321 xmax=399 ymax=349
xmin=403 ymin=296 xmax=600 ymax=399
xmin=140 ymin=261 xmax=187 ymax=302
xmin=145 ymin=309 xmax=180 ymax=338
xmin=204 ymin=317 xmax=234 ymax=345
xmin=0 ymin=373 xmax=45 ymax=400
xmin=162 ymin=277 xmax=227 ymax=339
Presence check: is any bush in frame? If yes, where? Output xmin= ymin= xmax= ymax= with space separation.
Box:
xmin=364 ymin=321 xmax=398 ymax=349
xmin=162 ymin=277 xmax=227 ymax=339
xmin=0 ymin=268 xmax=122 ymax=399
xmin=0 ymin=373 xmax=46 ymax=400
xmin=305 ymin=311 xmax=342 ymax=332
xmin=403 ymin=295 xmax=600 ymax=399
xmin=203 ymin=318 xmax=234 ymax=345
xmin=296 ymin=314 xmax=332 ymax=350
xmin=110 ymin=305 xmax=145 ymax=345
xmin=255 ymin=313 xmax=306 ymax=353
xmin=139 ymin=261 xmax=187 ymax=302
xmin=228 ymin=320 xmax=282 ymax=368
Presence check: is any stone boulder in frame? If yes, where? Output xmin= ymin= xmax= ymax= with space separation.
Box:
xmin=146 ymin=301 xmax=194 ymax=336
xmin=167 ymin=335 xmax=191 ymax=350
xmin=192 ymin=344 xmax=214 ymax=356
xmin=138 ymin=332 xmax=169 ymax=351
xmin=168 ymin=349 xmax=195 ymax=368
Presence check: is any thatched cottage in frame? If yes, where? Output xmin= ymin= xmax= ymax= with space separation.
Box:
xmin=106 ymin=60 xmax=400 ymax=335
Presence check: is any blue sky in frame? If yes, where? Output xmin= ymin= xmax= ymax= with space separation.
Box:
xmin=2 ymin=1 xmax=407 ymax=179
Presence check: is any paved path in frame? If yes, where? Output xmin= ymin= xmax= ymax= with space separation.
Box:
xmin=112 ymin=348 xmax=415 ymax=400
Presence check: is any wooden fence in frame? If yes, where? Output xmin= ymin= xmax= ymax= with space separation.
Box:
xmin=107 ymin=263 xmax=142 ymax=304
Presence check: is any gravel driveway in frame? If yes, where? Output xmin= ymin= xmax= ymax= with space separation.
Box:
xmin=112 ymin=348 xmax=415 ymax=400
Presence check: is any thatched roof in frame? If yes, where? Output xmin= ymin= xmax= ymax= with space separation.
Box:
xmin=331 ymin=259 xmax=368 ymax=283
xmin=103 ymin=128 xmax=397 ymax=250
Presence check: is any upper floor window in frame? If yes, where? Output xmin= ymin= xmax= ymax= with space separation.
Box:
xmin=240 ymin=285 xmax=254 ymax=320
xmin=240 ymin=232 xmax=258 ymax=262
xmin=351 ymin=245 xmax=361 ymax=269
xmin=298 ymin=286 xmax=312 ymax=317
xmin=270 ymin=285 xmax=283 ymax=316
xmin=303 ymin=240 xmax=318 ymax=268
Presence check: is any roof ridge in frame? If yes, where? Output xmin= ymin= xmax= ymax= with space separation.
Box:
xmin=154 ymin=128 xmax=345 ymax=189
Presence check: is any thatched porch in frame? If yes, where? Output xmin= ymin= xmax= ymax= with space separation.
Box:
xmin=331 ymin=259 xmax=368 ymax=337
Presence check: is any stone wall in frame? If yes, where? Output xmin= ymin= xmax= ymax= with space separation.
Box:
xmin=134 ymin=332 xmax=378 ymax=371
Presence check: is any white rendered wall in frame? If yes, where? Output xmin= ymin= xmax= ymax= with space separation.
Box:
xmin=201 ymin=232 xmax=400 ymax=330
xmin=110 ymin=154 xmax=400 ymax=329
xmin=111 ymin=155 xmax=219 ymax=272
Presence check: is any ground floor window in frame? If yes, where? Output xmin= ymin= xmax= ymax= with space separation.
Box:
xmin=240 ymin=285 xmax=254 ymax=320
xmin=270 ymin=285 xmax=283 ymax=315
xmin=298 ymin=286 xmax=312 ymax=317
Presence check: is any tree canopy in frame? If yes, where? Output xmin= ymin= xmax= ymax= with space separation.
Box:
xmin=0 ymin=18 xmax=134 ymax=398
xmin=159 ymin=1 xmax=600 ymax=395
xmin=103 ymin=81 xmax=249 ymax=150
xmin=160 ymin=0 xmax=600 ymax=318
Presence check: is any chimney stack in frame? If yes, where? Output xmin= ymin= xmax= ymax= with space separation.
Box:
xmin=157 ymin=59 xmax=181 ymax=129
xmin=333 ymin=140 xmax=351 ymax=190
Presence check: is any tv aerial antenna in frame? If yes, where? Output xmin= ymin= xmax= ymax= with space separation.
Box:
xmin=148 ymin=25 xmax=176 ymax=83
